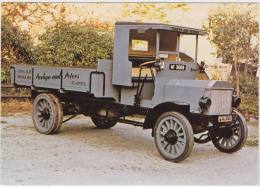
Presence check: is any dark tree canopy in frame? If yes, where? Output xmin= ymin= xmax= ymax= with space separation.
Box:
xmin=1 ymin=17 xmax=34 ymax=83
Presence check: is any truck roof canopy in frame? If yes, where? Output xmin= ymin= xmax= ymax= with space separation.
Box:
xmin=115 ymin=22 xmax=207 ymax=36
xmin=112 ymin=22 xmax=206 ymax=86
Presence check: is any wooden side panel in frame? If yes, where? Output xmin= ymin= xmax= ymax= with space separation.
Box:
xmin=12 ymin=65 xmax=96 ymax=93
xmin=34 ymin=67 xmax=61 ymax=89
xmin=62 ymin=68 xmax=93 ymax=92
xmin=12 ymin=66 xmax=32 ymax=86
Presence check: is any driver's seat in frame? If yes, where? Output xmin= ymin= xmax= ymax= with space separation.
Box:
xmin=131 ymin=67 xmax=155 ymax=83
xmin=129 ymin=53 xmax=156 ymax=83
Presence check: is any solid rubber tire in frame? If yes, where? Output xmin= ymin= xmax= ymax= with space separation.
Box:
xmin=211 ymin=111 xmax=248 ymax=153
xmin=154 ymin=111 xmax=194 ymax=163
xmin=32 ymin=93 xmax=63 ymax=135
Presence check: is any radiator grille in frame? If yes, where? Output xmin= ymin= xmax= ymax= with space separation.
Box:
xmin=207 ymin=89 xmax=233 ymax=115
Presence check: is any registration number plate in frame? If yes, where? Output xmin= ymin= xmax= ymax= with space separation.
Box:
xmin=169 ymin=64 xmax=186 ymax=71
xmin=218 ymin=115 xmax=232 ymax=123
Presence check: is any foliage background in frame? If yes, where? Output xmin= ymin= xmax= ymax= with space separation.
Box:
xmin=1 ymin=17 xmax=34 ymax=83
xmin=33 ymin=22 xmax=113 ymax=68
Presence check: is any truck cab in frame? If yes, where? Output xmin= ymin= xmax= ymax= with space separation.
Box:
xmin=109 ymin=22 xmax=215 ymax=112
xmin=112 ymin=22 xmax=208 ymax=86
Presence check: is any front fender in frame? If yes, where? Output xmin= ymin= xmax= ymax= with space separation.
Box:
xmin=143 ymin=102 xmax=190 ymax=131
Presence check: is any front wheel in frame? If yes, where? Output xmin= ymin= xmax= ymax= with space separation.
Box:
xmin=154 ymin=111 xmax=194 ymax=163
xmin=211 ymin=111 xmax=248 ymax=153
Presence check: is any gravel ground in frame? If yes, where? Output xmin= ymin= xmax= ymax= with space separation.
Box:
xmin=1 ymin=113 xmax=259 ymax=185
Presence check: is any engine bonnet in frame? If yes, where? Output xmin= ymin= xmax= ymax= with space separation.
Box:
xmin=158 ymin=79 xmax=233 ymax=114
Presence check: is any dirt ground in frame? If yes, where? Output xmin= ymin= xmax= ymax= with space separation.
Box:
xmin=1 ymin=113 xmax=259 ymax=185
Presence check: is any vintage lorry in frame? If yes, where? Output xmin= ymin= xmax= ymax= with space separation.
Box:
xmin=11 ymin=22 xmax=247 ymax=162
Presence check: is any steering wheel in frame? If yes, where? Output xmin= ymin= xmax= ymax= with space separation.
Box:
xmin=139 ymin=60 xmax=157 ymax=67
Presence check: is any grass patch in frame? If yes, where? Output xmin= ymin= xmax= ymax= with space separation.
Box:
xmin=1 ymin=100 xmax=32 ymax=116
xmin=247 ymin=121 xmax=259 ymax=126
xmin=246 ymin=139 xmax=259 ymax=147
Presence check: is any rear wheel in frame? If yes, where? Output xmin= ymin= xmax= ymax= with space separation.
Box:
xmin=91 ymin=117 xmax=117 ymax=129
xmin=211 ymin=111 xmax=248 ymax=153
xmin=32 ymin=93 xmax=63 ymax=134
xmin=48 ymin=94 xmax=63 ymax=134
xmin=154 ymin=111 xmax=194 ymax=163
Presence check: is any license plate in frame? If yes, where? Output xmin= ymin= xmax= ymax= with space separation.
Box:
xmin=218 ymin=115 xmax=232 ymax=123
xmin=169 ymin=64 xmax=186 ymax=71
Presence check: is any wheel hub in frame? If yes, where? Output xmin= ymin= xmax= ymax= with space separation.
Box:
xmin=222 ymin=128 xmax=235 ymax=138
xmin=164 ymin=129 xmax=178 ymax=145
xmin=41 ymin=108 xmax=50 ymax=120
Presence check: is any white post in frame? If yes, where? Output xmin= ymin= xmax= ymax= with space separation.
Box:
xmin=177 ymin=33 xmax=180 ymax=62
xmin=195 ymin=35 xmax=198 ymax=63
xmin=156 ymin=31 xmax=160 ymax=58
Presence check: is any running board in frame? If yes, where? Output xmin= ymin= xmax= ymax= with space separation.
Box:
xmin=118 ymin=118 xmax=143 ymax=127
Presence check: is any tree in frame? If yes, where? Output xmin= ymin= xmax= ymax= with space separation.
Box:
xmin=122 ymin=3 xmax=189 ymax=23
xmin=1 ymin=17 xmax=34 ymax=83
xmin=204 ymin=4 xmax=259 ymax=95
xmin=32 ymin=22 xmax=113 ymax=68
xmin=1 ymin=3 xmax=67 ymax=38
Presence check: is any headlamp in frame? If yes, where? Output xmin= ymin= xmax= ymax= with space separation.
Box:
xmin=232 ymin=96 xmax=241 ymax=108
xmin=199 ymin=96 xmax=211 ymax=111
